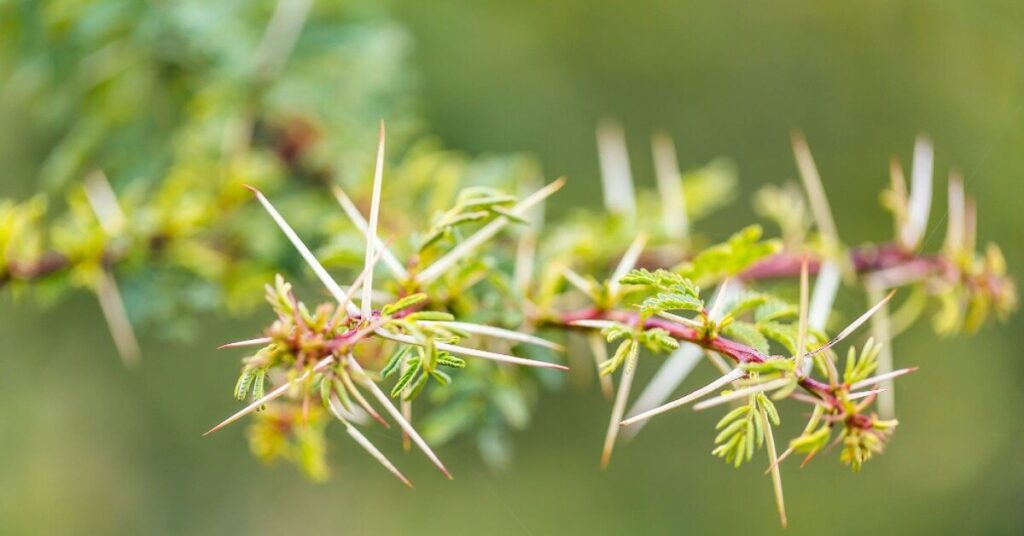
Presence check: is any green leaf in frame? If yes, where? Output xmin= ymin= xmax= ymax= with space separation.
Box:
xmin=436 ymin=352 xmax=466 ymax=369
xmin=459 ymin=194 xmax=517 ymax=209
xmin=490 ymin=206 xmax=528 ymax=223
xmin=742 ymin=358 xmax=796 ymax=375
xmin=417 ymin=187 xmax=521 ymax=253
xmin=234 ymin=367 xmax=256 ymax=401
xmin=319 ymin=374 xmax=333 ymax=409
xmin=621 ymin=268 xmax=698 ymax=294
xmin=332 ymin=377 xmax=353 ymax=412
xmin=405 ymin=371 xmax=430 ymax=400
xmin=601 ymin=323 xmax=633 ymax=343
xmin=716 ymin=405 xmax=751 ymax=429
xmin=676 ymin=225 xmax=782 ymax=285
xmin=757 ymin=393 xmax=780 ymax=426
xmin=711 ymin=398 xmax=763 ymax=468
xmin=756 ymin=321 xmax=799 ymax=354
xmin=755 ymin=299 xmax=798 ymax=323
xmin=618 ymin=268 xmax=658 ymax=286
xmin=404 ymin=311 xmax=456 ymax=322
xmin=640 ymin=292 xmax=703 ymax=314
xmin=621 ymin=268 xmax=703 ymax=315
xmin=429 ymin=369 xmax=452 ymax=386
xmin=723 ymin=321 xmax=770 ymax=354
xmin=390 ymin=358 xmax=422 ymax=397
xmin=381 ymin=346 xmax=411 ymax=378
xmin=251 ymin=368 xmax=267 ymax=410
xmin=382 ymin=293 xmax=428 ymax=315
xmin=600 ymin=340 xmax=636 ymax=376
xmin=790 ymin=425 xmax=830 ymax=454
xmin=843 ymin=337 xmax=881 ymax=384
xmin=638 ymin=328 xmax=680 ymax=353
xmin=445 ymin=210 xmax=490 ymax=225
xmin=724 ymin=292 xmax=771 ymax=318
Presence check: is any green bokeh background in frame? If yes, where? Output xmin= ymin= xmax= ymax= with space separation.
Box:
xmin=2 ymin=1 xmax=1023 ymax=534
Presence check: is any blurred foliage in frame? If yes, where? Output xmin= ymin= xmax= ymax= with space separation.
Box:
xmin=0 ymin=0 xmax=543 ymax=338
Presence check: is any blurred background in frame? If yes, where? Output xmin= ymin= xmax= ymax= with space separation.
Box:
xmin=2 ymin=0 xmax=1023 ymax=534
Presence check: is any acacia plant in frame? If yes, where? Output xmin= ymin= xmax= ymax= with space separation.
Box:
xmin=2 ymin=118 xmax=1014 ymax=524
xmin=200 ymin=122 xmax=1009 ymax=526
xmin=1 ymin=1 xmax=1017 ymax=528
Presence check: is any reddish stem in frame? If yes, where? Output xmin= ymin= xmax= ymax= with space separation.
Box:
xmin=739 ymin=241 xmax=935 ymax=281
xmin=0 ymin=239 xmax=941 ymax=292
xmin=556 ymin=306 xmax=834 ymax=397
xmin=1 ymin=252 xmax=72 ymax=285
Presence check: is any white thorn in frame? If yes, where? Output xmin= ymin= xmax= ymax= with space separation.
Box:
xmin=338 ymin=239 xmax=391 ymax=317
xmin=560 ymin=266 xmax=594 ymax=296
xmin=692 ymin=377 xmax=791 ymax=411
xmin=596 ymin=119 xmax=636 ymax=222
xmin=587 ymin=332 xmax=615 ymax=399
xmin=376 ymin=329 xmax=568 ymax=370
xmin=327 ymin=397 xmax=413 ymax=487
xmin=82 ymin=170 xmax=138 ymax=367
xmin=601 ymin=342 xmax=638 ymax=468
xmin=865 ymin=282 xmax=896 ymax=418
xmin=706 ymin=279 xmax=731 ymax=321
xmin=848 ymin=388 xmax=887 ymax=400
xmin=849 ymin=367 xmax=917 ymax=392
xmin=514 ymin=232 xmax=538 ymax=292
xmin=326 ymin=392 xmax=370 ymax=425
xmin=83 ymin=170 xmax=126 ymax=235
xmin=759 ymin=404 xmax=787 ymax=528
xmin=621 ymin=368 xmax=745 ymax=426
xmin=248 ymin=186 xmax=359 ymax=316
xmin=331 ymin=185 xmax=408 ymax=280
xmin=651 ymin=131 xmax=689 ymax=239
xmin=418 ymin=321 xmax=565 ymax=351
xmin=621 ymin=344 xmax=701 ymax=439
xmin=347 ymin=357 xmax=452 ymax=479
xmin=252 ymin=0 xmax=314 ymax=79
xmin=808 ymin=260 xmax=840 ymax=331
xmin=608 ymin=232 xmax=648 ymax=297
xmin=901 ymin=136 xmax=933 ymax=250
xmin=362 ymin=122 xmax=386 ymax=320
xmin=655 ymin=311 xmax=704 ymax=329
xmin=804 ymin=259 xmax=840 ymax=375
xmin=94 ymin=270 xmax=140 ymax=367
xmin=346 ymin=420 xmax=414 ymax=488
xmin=791 ymin=132 xmax=840 ymax=247
xmin=219 ymin=337 xmax=272 ymax=349
xmin=805 ymin=289 xmax=895 ymax=358
xmin=567 ymin=319 xmax=622 ymax=330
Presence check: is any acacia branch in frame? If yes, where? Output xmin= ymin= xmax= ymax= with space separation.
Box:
xmin=738 ymin=241 xmax=937 ymax=281
xmin=555 ymin=307 xmax=834 ymax=397
xmin=0 ymin=252 xmax=73 ymax=285
xmin=0 ymin=240 xmax=891 ymax=287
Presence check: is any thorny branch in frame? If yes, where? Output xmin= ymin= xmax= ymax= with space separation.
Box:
xmin=555 ymin=307 xmax=836 ymax=400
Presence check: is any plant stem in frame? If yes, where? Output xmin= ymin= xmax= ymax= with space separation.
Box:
xmin=739 ymin=242 xmax=936 ymax=282
xmin=555 ymin=307 xmax=834 ymax=398
xmin=0 ymin=237 xmax=942 ymax=292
